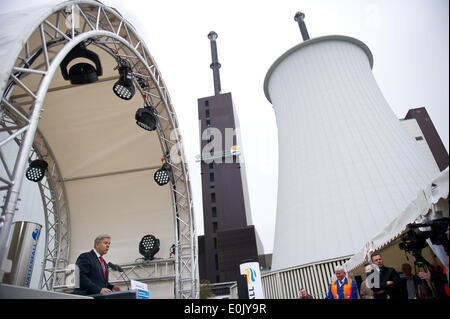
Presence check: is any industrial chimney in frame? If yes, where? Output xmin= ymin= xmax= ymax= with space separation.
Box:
xmin=294 ymin=11 xmax=310 ymax=41
xmin=208 ymin=31 xmax=222 ymax=95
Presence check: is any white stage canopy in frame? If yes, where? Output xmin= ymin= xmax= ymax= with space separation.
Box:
xmin=0 ymin=0 xmax=198 ymax=298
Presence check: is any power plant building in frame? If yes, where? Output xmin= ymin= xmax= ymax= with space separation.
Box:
xmin=197 ymin=32 xmax=262 ymax=285
xmin=264 ymin=34 xmax=440 ymax=271
xmin=401 ymin=107 xmax=448 ymax=172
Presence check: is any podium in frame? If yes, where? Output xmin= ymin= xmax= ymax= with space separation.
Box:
xmin=91 ymin=290 xmax=138 ymax=299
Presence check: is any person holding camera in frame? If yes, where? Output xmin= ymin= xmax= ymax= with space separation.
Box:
xmin=418 ymin=225 xmax=449 ymax=299
xmin=401 ymin=263 xmax=432 ymax=299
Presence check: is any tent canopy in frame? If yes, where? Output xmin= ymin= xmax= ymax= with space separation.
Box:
xmin=345 ymin=167 xmax=449 ymax=271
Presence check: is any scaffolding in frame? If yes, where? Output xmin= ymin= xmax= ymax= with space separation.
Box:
xmin=0 ymin=0 xmax=198 ymax=298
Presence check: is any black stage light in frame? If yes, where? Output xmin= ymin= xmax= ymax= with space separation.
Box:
xmin=60 ymin=42 xmax=103 ymax=85
xmin=25 ymin=159 xmax=48 ymax=182
xmin=139 ymin=234 xmax=160 ymax=260
xmin=113 ymin=65 xmax=135 ymax=100
xmin=154 ymin=162 xmax=172 ymax=186
xmin=135 ymin=106 xmax=157 ymax=131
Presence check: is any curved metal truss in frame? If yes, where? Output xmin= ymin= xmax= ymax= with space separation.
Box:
xmin=0 ymin=0 xmax=198 ymax=298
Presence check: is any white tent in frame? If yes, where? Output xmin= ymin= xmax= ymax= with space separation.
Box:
xmin=0 ymin=0 xmax=198 ymax=298
xmin=345 ymin=167 xmax=449 ymax=271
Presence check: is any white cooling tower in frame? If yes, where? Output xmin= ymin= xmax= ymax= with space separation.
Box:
xmin=264 ymin=35 xmax=440 ymax=271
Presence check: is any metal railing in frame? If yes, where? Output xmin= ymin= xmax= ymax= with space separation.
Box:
xmin=109 ymin=259 xmax=176 ymax=285
xmin=52 ymin=258 xmax=176 ymax=291
xmin=230 ymin=256 xmax=350 ymax=299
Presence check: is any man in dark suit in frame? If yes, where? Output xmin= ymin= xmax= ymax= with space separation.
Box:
xmin=75 ymin=234 xmax=121 ymax=295
xmin=370 ymin=253 xmax=402 ymax=299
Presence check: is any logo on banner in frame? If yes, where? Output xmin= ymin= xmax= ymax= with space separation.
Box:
xmin=32 ymin=228 xmax=40 ymax=241
xmin=26 ymin=227 xmax=41 ymax=286
xmin=230 ymin=145 xmax=240 ymax=155
xmin=240 ymin=261 xmax=264 ymax=299
xmin=244 ymin=267 xmax=257 ymax=284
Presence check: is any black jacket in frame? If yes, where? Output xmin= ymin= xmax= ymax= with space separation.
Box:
xmin=372 ymin=266 xmax=402 ymax=299
xmin=75 ymin=249 xmax=113 ymax=295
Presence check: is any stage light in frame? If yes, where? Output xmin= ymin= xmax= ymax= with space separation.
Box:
xmin=113 ymin=65 xmax=135 ymax=100
xmin=135 ymin=106 xmax=157 ymax=131
xmin=139 ymin=234 xmax=160 ymax=260
xmin=154 ymin=162 xmax=172 ymax=186
xmin=60 ymin=42 xmax=103 ymax=85
xmin=25 ymin=159 xmax=48 ymax=182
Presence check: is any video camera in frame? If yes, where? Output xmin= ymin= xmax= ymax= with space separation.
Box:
xmin=398 ymin=217 xmax=448 ymax=266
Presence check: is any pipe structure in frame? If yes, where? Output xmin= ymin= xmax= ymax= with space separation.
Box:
xmin=294 ymin=12 xmax=310 ymax=41
xmin=208 ymin=31 xmax=222 ymax=95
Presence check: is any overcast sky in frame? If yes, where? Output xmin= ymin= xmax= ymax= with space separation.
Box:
xmin=1 ymin=0 xmax=448 ymax=254
xmin=111 ymin=0 xmax=449 ymax=254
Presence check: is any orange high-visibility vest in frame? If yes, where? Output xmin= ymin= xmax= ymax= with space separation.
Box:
xmin=331 ymin=278 xmax=354 ymax=299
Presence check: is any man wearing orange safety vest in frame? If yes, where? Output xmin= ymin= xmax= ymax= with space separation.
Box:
xmin=327 ymin=266 xmax=358 ymax=299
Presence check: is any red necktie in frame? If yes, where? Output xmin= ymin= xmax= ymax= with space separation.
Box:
xmin=99 ymin=256 xmax=106 ymax=279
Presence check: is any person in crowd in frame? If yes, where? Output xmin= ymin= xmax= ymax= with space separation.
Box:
xmin=298 ymin=288 xmax=314 ymax=299
xmin=359 ymin=263 xmax=374 ymax=299
xmin=418 ymin=224 xmax=449 ymax=299
xmin=401 ymin=263 xmax=431 ymax=299
xmin=74 ymin=234 xmax=121 ymax=295
xmin=370 ymin=253 xmax=402 ymax=299
xmin=327 ymin=265 xmax=358 ymax=299
xmin=418 ymin=264 xmax=448 ymax=299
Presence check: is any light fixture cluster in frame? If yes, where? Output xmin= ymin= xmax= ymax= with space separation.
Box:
xmin=40 ymin=43 xmax=167 ymax=187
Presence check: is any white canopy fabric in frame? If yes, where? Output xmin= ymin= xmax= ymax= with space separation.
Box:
xmin=0 ymin=0 xmax=175 ymax=259
xmin=0 ymin=1 xmax=70 ymax=97
xmin=345 ymin=167 xmax=449 ymax=271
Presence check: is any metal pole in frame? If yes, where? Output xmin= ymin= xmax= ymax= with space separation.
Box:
xmin=173 ymin=197 xmax=180 ymax=298
xmin=0 ymin=96 xmax=45 ymax=281
xmin=294 ymin=12 xmax=310 ymax=41
xmin=208 ymin=31 xmax=221 ymax=95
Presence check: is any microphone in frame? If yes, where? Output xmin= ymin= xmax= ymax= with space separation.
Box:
xmin=108 ymin=262 xmax=130 ymax=290
xmin=108 ymin=262 xmax=123 ymax=272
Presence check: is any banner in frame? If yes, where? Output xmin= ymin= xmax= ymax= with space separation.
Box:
xmin=239 ymin=260 xmax=264 ymax=299
xmin=130 ymin=279 xmax=150 ymax=299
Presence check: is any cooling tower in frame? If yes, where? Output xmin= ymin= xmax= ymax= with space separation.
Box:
xmin=264 ymin=35 xmax=440 ymax=271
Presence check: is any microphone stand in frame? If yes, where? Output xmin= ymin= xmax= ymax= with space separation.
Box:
xmin=108 ymin=262 xmax=131 ymax=290
xmin=119 ymin=269 xmax=131 ymax=291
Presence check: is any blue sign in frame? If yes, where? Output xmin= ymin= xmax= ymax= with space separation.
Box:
xmin=137 ymin=289 xmax=150 ymax=299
